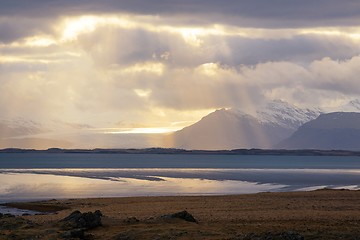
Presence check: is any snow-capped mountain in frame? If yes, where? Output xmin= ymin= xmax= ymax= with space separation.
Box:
xmin=2 ymin=99 xmax=360 ymax=150
xmin=168 ymin=100 xmax=323 ymax=150
xmin=232 ymin=100 xmax=322 ymax=130
xmin=167 ymin=108 xmax=278 ymax=150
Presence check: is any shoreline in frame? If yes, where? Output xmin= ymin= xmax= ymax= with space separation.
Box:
xmin=2 ymin=147 xmax=360 ymax=156
xmin=1 ymin=189 xmax=360 ymax=239
xmin=1 ymin=188 xmax=357 ymax=213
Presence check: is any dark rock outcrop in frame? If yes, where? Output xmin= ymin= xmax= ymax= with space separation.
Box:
xmin=0 ymin=215 xmax=35 ymax=231
xmin=60 ymin=210 xmax=102 ymax=230
xmin=61 ymin=228 xmax=85 ymax=239
xmin=161 ymin=210 xmax=197 ymax=223
xmin=124 ymin=217 xmax=139 ymax=224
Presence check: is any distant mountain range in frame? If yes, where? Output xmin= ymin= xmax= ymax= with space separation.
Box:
xmin=169 ymin=100 xmax=321 ymax=150
xmin=277 ymin=112 xmax=360 ymax=150
xmin=0 ymin=118 xmax=163 ymax=149
xmin=0 ymin=118 xmax=44 ymax=138
xmin=2 ymin=100 xmax=360 ymax=150
xmin=0 ymin=118 xmax=80 ymax=149
xmin=169 ymin=100 xmax=360 ymax=150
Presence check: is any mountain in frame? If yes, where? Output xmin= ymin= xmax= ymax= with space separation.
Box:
xmin=277 ymin=112 xmax=360 ymax=150
xmin=168 ymin=100 xmax=322 ymax=150
xmin=167 ymin=109 xmax=275 ymax=150
xmin=0 ymin=118 xmax=72 ymax=149
xmin=256 ymin=100 xmax=321 ymax=129
xmin=0 ymin=118 xmax=94 ymax=149
xmin=0 ymin=118 xmax=45 ymax=138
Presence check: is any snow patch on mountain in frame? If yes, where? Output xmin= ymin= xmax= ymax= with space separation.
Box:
xmin=228 ymin=100 xmax=322 ymax=130
xmin=257 ymin=100 xmax=322 ymax=129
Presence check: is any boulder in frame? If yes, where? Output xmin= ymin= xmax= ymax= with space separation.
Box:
xmin=61 ymin=228 xmax=85 ymax=239
xmin=61 ymin=210 xmax=102 ymax=229
xmin=124 ymin=217 xmax=139 ymax=224
xmin=161 ymin=210 xmax=197 ymax=223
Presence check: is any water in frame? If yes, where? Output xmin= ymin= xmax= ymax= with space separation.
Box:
xmin=0 ymin=153 xmax=359 ymax=210
xmin=0 ymin=153 xmax=360 ymax=169
xmin=0 ymin=205 xmax=41 ymax=216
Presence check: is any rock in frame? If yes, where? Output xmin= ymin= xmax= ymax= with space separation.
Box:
xmin=61 ymin=210 xmax=103 ymax=230
xmin=62 ymin=229 xmax=85 ymax=239
xmin=0 ymin=217 xmax=34 ymax=231
xmin=161 ymin=210 xmax=197 ymax=223
xmin=124 ymin=217 xmax=139 ymax=224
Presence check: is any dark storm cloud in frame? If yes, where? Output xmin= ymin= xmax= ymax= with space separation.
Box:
xmin=0 ymin=17 xmax=53 ymax=43
xmin=1 ymin=0 xmax=360 ymax=28
xmin=219 ymin=35 xmax=360 ymax=65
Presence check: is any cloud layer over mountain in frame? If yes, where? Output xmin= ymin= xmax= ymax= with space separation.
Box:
xmin=1 ymin=1 xmax=360 ymax=148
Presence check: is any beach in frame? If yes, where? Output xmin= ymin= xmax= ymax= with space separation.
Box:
xmin=1 ymin=189 xmax=360 ymax=239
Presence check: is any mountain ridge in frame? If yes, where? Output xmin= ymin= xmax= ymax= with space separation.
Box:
xmin=277 ymin=112 xmax=360 ymax=150
xmin=169 ymin=99 xmax=360 ymax=150
xmin=169 ymin=100 xmax=323 ymax=150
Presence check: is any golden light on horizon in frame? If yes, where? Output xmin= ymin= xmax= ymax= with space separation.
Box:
xmin=106 ymin=127 xmax=182 ymax=134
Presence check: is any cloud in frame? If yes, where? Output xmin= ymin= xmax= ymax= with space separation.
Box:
xmin=0 ymin=16 xmax=54 ymax=43
xmin=0 ymin=2 xmax=360 ymax=145
xmin=1 ymin=0 xmax=360 ymax=28
xmin=60 ymin=17 xmax=360 ymax=68
xmin=238 ymin=56 xmax=360 ymax=107
xmin=307 ymin=56 xmax=360 ymax=94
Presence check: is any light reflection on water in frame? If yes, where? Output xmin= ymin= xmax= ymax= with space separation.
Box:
xmin=0 ymin=172 xmax=285 ymax=202
xmin=0 ymin=168 xmax=359 ymax=202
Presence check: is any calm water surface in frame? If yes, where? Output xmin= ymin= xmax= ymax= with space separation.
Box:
xmin=1 ymin=153 xmax=360 ymax=169
xmin=0 ymin=153 xmax=359 ymax=208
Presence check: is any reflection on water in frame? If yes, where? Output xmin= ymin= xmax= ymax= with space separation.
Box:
xmin=1 ymin=153 xmax=360 ymax=202
xmin=0 ymin=172 xmax=285 ymax=201
xmin=0 ymin=167 xmax=359 ymax=202
xmin=0 ymin=205 xmax=41 ymax=216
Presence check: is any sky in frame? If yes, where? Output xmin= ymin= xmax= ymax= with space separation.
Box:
xmin=1 ymin=1 xmax=360 ymax=148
